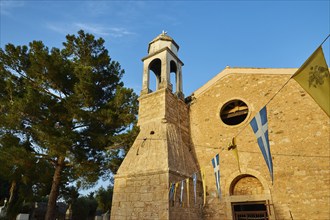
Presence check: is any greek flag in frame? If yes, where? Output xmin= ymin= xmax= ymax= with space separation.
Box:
xmin=211 ymin=154 xmax=221 ymax=198
xmin=192 ymin=173 xmax=197 ymax=205
xmin=250 ymin=106 xmax=273 ymax=182
xmin=169 ymin=183 xmax=175 ymax=203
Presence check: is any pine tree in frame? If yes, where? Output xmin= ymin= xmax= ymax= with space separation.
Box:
xmin=0 ymin=133 xmax=53 ymax=219
xmin=0 ymin=30 xmax=138 ymax=220
xmin=95 ymin=185 xmax=113 ymax=214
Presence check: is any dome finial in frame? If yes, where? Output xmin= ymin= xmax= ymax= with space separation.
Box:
xmin=161 ymin=30 xmax=167 ymax=36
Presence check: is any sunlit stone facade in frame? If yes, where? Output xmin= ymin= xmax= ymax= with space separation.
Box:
xmin=111 ymin=34 xmax=330 ymax=220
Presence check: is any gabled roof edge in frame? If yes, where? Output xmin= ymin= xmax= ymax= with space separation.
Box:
xmin=191 ymin=67 xmax=298 ymax=99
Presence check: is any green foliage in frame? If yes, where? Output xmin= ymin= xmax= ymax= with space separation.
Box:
xmin=60 ymin=186 xmax=80 ymax=205
xmin=0 ymin=30 xmax=138 ymax=219
xmin=95 ymin=185 xmax=113 ymax=213
xmin=0 ymin=133 xmax=53 ymax=218
xmin=71 ymin=195 xmax=98 ymax=220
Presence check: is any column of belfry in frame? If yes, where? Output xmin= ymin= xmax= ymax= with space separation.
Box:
xmin=110 ymin=32 xmax=202 ymax=219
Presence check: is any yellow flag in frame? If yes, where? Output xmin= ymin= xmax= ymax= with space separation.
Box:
xmin=174 ymin=182 xmax=179 ymax=202
xmin=186 ymin=178 xmax=190 ymax=207
xmin=228 ymin=137 xmax=241 ymax=173
xmin=292 ymin=46 xmax=330 ymax=117
xmin=201 ymin=168 xmax=206 ymax=206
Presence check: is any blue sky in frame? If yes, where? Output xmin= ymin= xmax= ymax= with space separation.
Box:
xmin=1 ymin=1 xmax=329 ymax=96
xmin=1 ymin=0 xmax=329 ymax=193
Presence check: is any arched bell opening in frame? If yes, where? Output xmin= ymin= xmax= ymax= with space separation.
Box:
xmin=170 ymin=60 xmax=178 ymax=93
xmin=148 ymin=58 xmax=161 ymax=92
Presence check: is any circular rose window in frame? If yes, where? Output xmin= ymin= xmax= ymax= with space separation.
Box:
xmin=220 ymin=99 xmax=249 ymax=126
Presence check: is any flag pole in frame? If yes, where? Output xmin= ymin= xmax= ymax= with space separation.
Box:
xmin=320 ymin=34 xmax=330 ymax=46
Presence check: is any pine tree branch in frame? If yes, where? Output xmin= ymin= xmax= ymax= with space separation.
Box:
xmin=14 ymin=70 xmax=64 ymax=101
xmin=32 ymin=152 xmax=57 ymax=165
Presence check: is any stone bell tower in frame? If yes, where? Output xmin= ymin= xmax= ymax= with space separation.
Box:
xmin=140 ymin=31 xmax=184 ymax=99
xmin=111 ymin=32 xmax=202 ymax=220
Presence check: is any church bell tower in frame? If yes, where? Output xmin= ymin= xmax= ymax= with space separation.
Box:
xmin=141 ymin=31 xmax=184 ymax=99
xmin=111 ymin=32 xmax=201 ymax=220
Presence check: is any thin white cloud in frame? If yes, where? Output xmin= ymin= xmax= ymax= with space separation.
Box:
xmin=74 ymin=23 xmax=110 ymax=36
xmin=107 ymin=27 xmax=135 ymax=38
xmin=0 ymin=0 xmax=25 ymax=15
xmin=46 ymin=23 xmax=72 ymax=35
xmin=46 ymin=22 xmax=134 ymax=38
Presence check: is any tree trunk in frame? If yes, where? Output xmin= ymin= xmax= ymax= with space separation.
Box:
xmin=8 ymin=180 xmax=16 ymax=204
xmin=45 ymin=156 xmax=65 ymax=220
xmin=6 ymin=180 xmax=18 ymax=219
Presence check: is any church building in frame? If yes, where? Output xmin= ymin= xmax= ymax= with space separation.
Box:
xmin=111 ymin=33 xmax=330 ymax=220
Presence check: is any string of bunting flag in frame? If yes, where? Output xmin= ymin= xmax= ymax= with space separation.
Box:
xmin=139 ymin=35 xmax=330 ymax=208
xmin=228 ymin=35 xmax=330 ymax=184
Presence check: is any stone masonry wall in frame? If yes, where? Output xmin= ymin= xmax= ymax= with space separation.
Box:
xmin=165 ymin=90 xmax=203 ymax=219
xmin=112 ymin=88 xmax=202 ymax=219
xmin=189 ymin=69 xmax=330 ymax=220
xmin=111 ymin=172 xmax=169 ymax=219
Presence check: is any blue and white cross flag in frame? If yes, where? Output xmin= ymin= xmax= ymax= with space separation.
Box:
xmin=169 ymin=183 xmax=175 ymax=202
xmin=192 ymin=173 xmax=197 ymax=204
xmin=250 ymin=106 xmax=274 ymax=182
xmin=211 ymin=154 xmax=221 ymax=198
